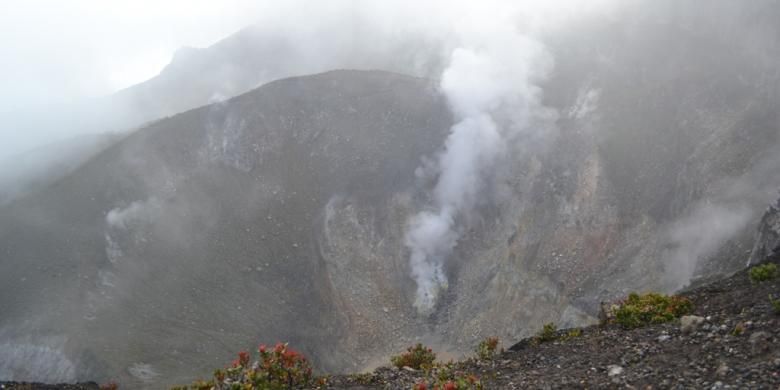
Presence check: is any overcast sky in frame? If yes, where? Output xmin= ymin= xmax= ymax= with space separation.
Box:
xmin=0 ymin=0 xmax=279 ymax=112
xmin=0 ymin=1 xmax=620 ymax=111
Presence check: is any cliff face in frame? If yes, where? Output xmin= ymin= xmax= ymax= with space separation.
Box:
xmin=1 ymin=2 xmax=780 ymax=388
xmin=750 ymin=199 xmax=780 ymax=266
xmin=436 ymin=0 xmax=780 ymax=348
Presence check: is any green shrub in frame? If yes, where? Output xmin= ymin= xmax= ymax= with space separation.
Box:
xmin=173 ymin=342 xmax=321 ymax=390
xmin=348 ymin=372 xmax=375 ymax=385
xmin=536 ymin=323 xmax=558 ymax=343
xmin=611 ymin=292 xmax=693 ymax=329
xmin=561 ymin=328 xmax=582 ymax=340
xmin=474 ymin=337 xmax=500 ymax=360
xmin=749 ymin=263 xmax=778 ymax=282
xmin=391 ymin=343 xmax=436 ymax=370
xmin=770 ymin=295 xmax=780 ymax=315
xmin=732 ymin=322 xmax=745 ymax=336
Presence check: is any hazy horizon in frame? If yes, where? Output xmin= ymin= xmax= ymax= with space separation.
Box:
xmin=0 ymin=0 xmax=617 ymax=161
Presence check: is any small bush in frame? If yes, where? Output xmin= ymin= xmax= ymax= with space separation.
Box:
xmin=173 ymin=342 xmax=320 ymax=389
xmin=771 ymin=295 xmax=780 ymax=315
xmin=749 ymin=263 xmax=778 ymax=282
xmin=348 ymin=372 xmax=375 ymax=385
xmin=536 ymin=323 xmax=558 ymax=343
xmin=474 ymin=337 xmax=500 ymax=360
xmin=611 ymin=292 xmax=693 ymax=329
xmin=391 ymin=343 xmax=436 ymax=370
xmin=732 ymin=322 xmax=745 ymax=336
xmin=561 ymin=328 xmax=582 ymax=340
xmin=99 ymin=383 xmax=118 ymax=390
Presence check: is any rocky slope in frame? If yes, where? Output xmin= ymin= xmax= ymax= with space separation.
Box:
xmin=325 ymin=257 xmax=780 ymax=389
xmin=4 ymin=257 xmax=778 ymax=389
xmin=0 ymin=70 xmax=452 ymax=387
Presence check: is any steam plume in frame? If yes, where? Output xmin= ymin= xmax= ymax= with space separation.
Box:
xmin=663 ymin=151 xmax=780 ymax=288
xmin=405 ymin=20 xmax=554 ymax=314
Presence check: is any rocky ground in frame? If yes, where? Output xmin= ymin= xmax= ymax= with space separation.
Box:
xmin=325 ymin=257 xmax=780 ymax=389
xmin=2 ymin=259 xmax=778 ymax=390
xmin=0 ymin=383 xmax=99 ymax=390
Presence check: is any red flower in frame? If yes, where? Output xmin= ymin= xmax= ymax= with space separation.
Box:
xmin=442 ymin=381 xmax=457 ymax=390
xmin=259 ymin=344 xmax=267 ymax=353
xmin=413 ymin=381 xmax=428 ymax=390
xmin=281 ymin=349 xmax=302 ymax=368
xmin=238 ymin=351 xmax=250 ymax=366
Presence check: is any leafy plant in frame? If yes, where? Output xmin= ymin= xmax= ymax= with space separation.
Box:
xmin=771 ymin=295 xmax=780 ymax=315
xmin=560 ymin=328 xmax=582 ymax=340
xmin=173 ymin=342 xmax=321 ymax=389
xmin=732 ymin=322 xmax=745 ymax=336
xmin=611 ymin=292 xmax=693 ymax=329
xmin=391 ymin=343 xmax=436 ymax=370
xmin=536 ymin=323 xmax=558 ymax=343
xmin=474 ymin=337 xmax=500 ymax=360
xmin=749 ymin=263 xmax=778 ymax=282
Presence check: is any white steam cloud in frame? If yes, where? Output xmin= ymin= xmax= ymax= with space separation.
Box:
xmin=106 ymin=198 xmax=161 ymax=230
xmin=663 ymin=151 xmax=780 ymax=289
xmin=405 ymin=16 xmax=555 ymax=314
xmin=664 ymin=201 xmax=754 ymax=288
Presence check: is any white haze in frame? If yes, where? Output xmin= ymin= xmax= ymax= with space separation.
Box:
xmin=664 ymin=151 xmax=780 ymax=288
xmin=665 ymin=201 xmax=754 ymax=288
xmin=0 ymin=0 xmax=270 ymax=108
xmin=0 ymin=0 xmax=274 ymax=161
xmin=0 ymin=0 xmax=617 ymax=161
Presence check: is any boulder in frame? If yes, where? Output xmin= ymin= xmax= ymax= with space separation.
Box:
xmin=680 ymin=315 xmax=706 ymax=334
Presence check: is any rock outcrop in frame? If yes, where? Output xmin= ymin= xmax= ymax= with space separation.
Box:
xmin=749 ymin=198 xmax=780 ymax=266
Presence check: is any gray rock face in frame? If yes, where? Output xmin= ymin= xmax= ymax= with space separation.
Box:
xmin=748 ymin=199 xmax=780 ymax=266
xmin=1 ymin=1 xmax=780 ymax=388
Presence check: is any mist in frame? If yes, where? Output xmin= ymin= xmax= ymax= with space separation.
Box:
xmin=664 ymin=150 xmax=780 ymax=289
xmin=404 ymin=8 xmax=559 ymax=314
xmin=0 ymin=0 xmax=613 ymax=203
